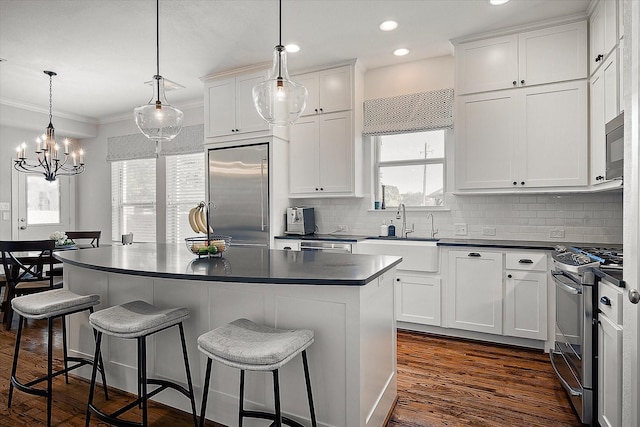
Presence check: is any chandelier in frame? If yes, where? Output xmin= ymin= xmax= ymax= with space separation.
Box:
xmin=134 ymin=0 xmax=184 ymax=144
xmin=13 ymin=71 xmax=85 ymax=182
xmin=252 ymin=0 xmax=307 ymax=126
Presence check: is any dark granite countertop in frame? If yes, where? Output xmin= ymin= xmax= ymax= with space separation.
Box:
xmin=594 ymin=268 xmax=625 ymax=288
xmin=54 ymin=243 xmax=401 ymax=286
xmin=275 ymin=234 xmax=368 ymax=242
xmin=436 ymin=238 xmax=558 ymax=250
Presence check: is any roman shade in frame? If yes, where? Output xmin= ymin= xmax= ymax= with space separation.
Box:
xmin=106 ymin=124 xmax=204 ymax=161
xmin=362 ymin=88 xmax=454 ymax=136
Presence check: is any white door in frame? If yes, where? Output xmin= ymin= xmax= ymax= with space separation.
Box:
xmin=11 ymin=169 xmax=75 ymax=240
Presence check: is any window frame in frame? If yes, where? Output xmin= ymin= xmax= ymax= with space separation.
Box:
xmin=373 ymin=130 xmax=448 ymax=210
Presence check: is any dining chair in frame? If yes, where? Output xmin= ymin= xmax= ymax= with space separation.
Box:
xmin=0 ymin=240 xmax=59 ymax=330
xmin=65 ymin=230 xmax=101 ymax=248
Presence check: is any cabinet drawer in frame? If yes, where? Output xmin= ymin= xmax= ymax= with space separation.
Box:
xmin=599 ymin=280 xmax=623 ymax=325
xmin=505 ymin=252 xmax=547 ymax=271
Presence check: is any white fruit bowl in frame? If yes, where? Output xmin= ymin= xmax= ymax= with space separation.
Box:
xmin=185 ymin=236 xmax=231 ymax=257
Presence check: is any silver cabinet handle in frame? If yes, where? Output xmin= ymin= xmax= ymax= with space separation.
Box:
xmin=549 ymin=352 xmax=582 ymax=396
xmin=551 ymin=271 xmax=582 ymax=295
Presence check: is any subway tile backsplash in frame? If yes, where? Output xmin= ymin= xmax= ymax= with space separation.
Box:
xmin=291 ymin=191 xmax=623 ymax=244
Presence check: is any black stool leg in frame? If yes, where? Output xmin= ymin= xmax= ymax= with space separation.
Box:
xmin=85 ymin=331 xmax=103 ymax=427
xmin=46 ymin=317 xmax=53 ymax=427
xmin=178 ymin=323 xmax=198 ymax=427
xmin=8 ymin=315 xmax=24 ymax=408
xmin=273 ymin=369 xmax=282 ymax=427
xmin=140 ymin=336 xmax=148 ymax=427
xmin=89 ymin=307 xmax=109 ymax=400
xmin=239 ymin=370 xmax=245 ymax=427
xmin=62 ymin=315 xmax=69 ymax=384
xmin=199 ymin=358 xmax=213 ymax=427
xmin=302 ymin=350 xmax=317 ymax=427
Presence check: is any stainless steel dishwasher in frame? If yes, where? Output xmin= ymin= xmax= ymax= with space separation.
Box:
xmin=299 ymin=241 xmax=353 ymax=253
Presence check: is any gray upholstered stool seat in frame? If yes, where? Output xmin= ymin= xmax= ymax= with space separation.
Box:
xmin=198 ymin=318 xmax=317 ymax=427
xmin=8 ymin=288 xmax=107 ymax=427
xmin=11 ymin=288 xmax=99 ymax=319
xmin=88 ymin=300 xmax=190 ymax=338
xmin=85 ymin=300 xmax=197 ymax=427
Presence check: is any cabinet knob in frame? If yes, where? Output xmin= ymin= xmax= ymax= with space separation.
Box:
xmin=513 ymin=81 xmax=517 ymax=86
xmin=231 ymin=129 xmax=235 ymax=132
xmin=314 ymin=108 xmax=318 ymax=113
xmin=396 ymin=278 xmax=401 ymax=282
xmin=595 ymin=54 xmax=604 ymax=62
xmin=507 ymin=274 xmax=512 ymax=279
xmin=513 ymin=181 xmax=517 ymax=185
xmin=521 ymin=181 xmax=525 ymax=185
xmin=320 ymin=187 xmax=324 ymax=191
xmin=520 ymin=80 xmax=525 ymax=85
xmin=319 ymin=108 xmax=324 ymax=113
xmin=235 ymin=129 xmax=239 ymax=132
xmin=596 ymin=175 xmax=604 ymax=180
xmin=315 ymin=188 xmax=319 ymax=191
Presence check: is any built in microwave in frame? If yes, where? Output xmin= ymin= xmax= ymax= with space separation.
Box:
xmin=605 ymin=111 xmax=624 ymax=180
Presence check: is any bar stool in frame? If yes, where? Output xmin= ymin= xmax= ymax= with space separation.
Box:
xmin=197 ymin=318 xmax=317 ymax=427
xmin=8 ymin=288 xmax=108 ymax=427
xmin=85 ymin=300 xmax=198 ymax=427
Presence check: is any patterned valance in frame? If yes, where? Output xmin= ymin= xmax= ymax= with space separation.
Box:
xmin=363 ymin=88 xmax=454 ymax=136
xmin=106 ymin=124 xmax=204 ymax=161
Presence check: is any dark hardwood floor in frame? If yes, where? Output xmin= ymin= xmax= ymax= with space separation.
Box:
xmin=0 ymin=319 xmax=582 ymax=426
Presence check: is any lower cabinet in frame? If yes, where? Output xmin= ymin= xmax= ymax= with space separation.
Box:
xmin=598 ymin=279 xmax=623 ymax=427
xmin=395 ymin=273 xmax=441 ymax=326
xmin=446 ymin=250 xmax=503 ymax=334
xmin=446 ymin=248 xmax=548 ymax=340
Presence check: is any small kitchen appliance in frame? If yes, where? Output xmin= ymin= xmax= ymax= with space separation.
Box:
xmin=605 ymin=111 xmax=624 ymax=181
xmin=285 ymin=207 xmax=315 ymax=235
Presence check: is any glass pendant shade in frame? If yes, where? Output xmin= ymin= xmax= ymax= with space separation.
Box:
xmin=253 ymin=45 xmax=308 ymax=126
xmin=134 ymin=75 xmax=184 ymax=142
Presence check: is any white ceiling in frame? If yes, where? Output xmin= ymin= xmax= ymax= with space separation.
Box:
xmin=0 ymin=0 xmax=590 ymax=123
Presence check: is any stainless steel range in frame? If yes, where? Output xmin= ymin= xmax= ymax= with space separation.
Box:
xmin=550 ymin=245 xmax=623 ymax=425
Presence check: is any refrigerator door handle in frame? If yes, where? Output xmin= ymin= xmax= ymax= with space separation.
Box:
xmin=261 ymin=157 xmax=267 ymax=231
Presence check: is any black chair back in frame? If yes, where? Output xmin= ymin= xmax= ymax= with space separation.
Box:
xmin=65 ymin=231 xmax=101 ymax=247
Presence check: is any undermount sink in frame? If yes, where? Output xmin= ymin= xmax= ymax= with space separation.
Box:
xmin=357 ymin=238 xmax=439 ymax=272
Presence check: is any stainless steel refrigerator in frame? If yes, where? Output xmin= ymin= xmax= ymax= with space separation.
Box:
xmin=208 ymin=142 xmax=269 ymax=247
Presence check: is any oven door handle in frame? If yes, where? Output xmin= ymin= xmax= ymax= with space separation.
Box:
xmin=551 ymin=270 xmax=582 ymax=295
xmin=549 ymin=352 xmax=582 ymax=396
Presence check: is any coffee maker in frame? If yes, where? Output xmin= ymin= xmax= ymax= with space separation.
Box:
xmin=285 ymin=207 xmax=315 ymax=235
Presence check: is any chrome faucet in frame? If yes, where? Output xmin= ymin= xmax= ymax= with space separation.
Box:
xmin=395 ymin=203 xmax=414 ymax=238
xmin=427 ymin=213 xmax=439 ymax=239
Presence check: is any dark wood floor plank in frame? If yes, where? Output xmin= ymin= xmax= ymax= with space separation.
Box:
xmin=0 ymin=319 xmax=581 ymax=426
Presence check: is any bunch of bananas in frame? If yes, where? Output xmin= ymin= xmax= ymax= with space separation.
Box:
xmin=188 ymin=204 xmax=213 ymax=234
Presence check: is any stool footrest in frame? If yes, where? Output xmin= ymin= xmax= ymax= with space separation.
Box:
xmin=10 ymin=376 xmax=48 ymax=398
xmin=11 ymin=357 xmax=97 ymax=395
xmin=88 ymin=403 xmax=144 ymax=427
xmin=147 ymin=378 xmax=193 ymax=400
xmin=241 ymin=410 xmax=306 ymax=427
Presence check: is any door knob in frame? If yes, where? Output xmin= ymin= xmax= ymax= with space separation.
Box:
xmin=629 ymin=289 xmax=640 ymax=304
xmin=19 ymin=225 xmax=26 ymax=230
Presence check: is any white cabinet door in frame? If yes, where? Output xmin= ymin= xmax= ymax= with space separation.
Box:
xmin=235 ymin=72 xmax=269 ymax=134
xmin=395 ymin=274 xmax=441 ymax=326
xmin=205 ymin=77 xmax=236 ymax=137
xmin=297 ymin=66 xmax=352 ymax=116
xmin=447 ymin=250 xmax=503 ymax=334
xmin=519 ymin=81 xmax=588 ymax=188
xmin=518 ymin=21 xmax=587 ymax=87
xmin=289 ymin=116 xmax=319 ymax=195
xmin=590 ymin=0 xmax=619 ymax=75
xmin=456 ymin=34 xmax=518 ymax=95
xmin=455 ymin=91 xmax=519 ymax=189
xmin=318 ymin=112 xmax=353 ymax=194
xmin=504 ymin=270 xmax=547 ymax=340
xmin=598 ymin=314 xmax=623 ymax=427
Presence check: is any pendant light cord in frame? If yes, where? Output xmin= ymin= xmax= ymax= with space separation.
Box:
xmin=156 ymin=0 xmax=160 ymax=77
xmin=277 ymin=0 xmax=283 ymax=79
xmin=48 ymin=74 xmax=53 ymax=123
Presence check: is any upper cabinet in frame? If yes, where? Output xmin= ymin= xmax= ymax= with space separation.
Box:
xmin=288 ymin=62 xmax=364 ymax=198
xmin=456 ymin=21 xmax=587 ymax=95
xmin=295 ymin=66 xmax=352 ymax=116
xmin=590 ymin=0 xmax=618 ymax=75
xmin=204 ymin=69 xmax=269 ymax=140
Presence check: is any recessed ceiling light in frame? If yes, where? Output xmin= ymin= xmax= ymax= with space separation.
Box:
xmin=394 ymin=48 xmax=410 ymax=57
xmin=379 ymin=20 xmax=398 ymax=31
xmin=285 ymin=44 xmax=300 ymax=53
xmin=489 ymin=0 xmax=510 ymax=5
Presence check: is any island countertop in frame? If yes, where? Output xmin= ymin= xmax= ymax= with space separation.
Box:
xmin=54 ymin=243 xmax=402 ymax=286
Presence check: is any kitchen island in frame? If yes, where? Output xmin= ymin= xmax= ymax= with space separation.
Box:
xmin=55 ymin=244 xmax=401 ymax=427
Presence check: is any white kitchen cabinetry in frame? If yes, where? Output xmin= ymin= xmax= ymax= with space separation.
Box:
xmin=504 ymin=252 xmax=548 ymax=340
xmin=456 ymin=21 xmax=587 ymax=95
xmin=456 ymin=80 xmax=587 ymax=190
xmin=590 ymin=0 xmax=618 ymax=76
xmin=590 ymin=50 xmax=620 ymax=184
xmin=598 ymin=278 xmax=623 ymax=427
xmin=273 ymin=239 xmax=301 ymax=251
xmin=204 ymin=70 xmax=269 ymax=139
xmin=295 ymin=66 xmax=352 ymax=116
xmin=446 ymin=250 xmax=503 ymax=334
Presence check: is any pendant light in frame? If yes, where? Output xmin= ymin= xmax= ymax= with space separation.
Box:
xmin=252 ymin=0 xmax=307 ymax=126
xmin=134 ymin=0 xmax=184 ymax=143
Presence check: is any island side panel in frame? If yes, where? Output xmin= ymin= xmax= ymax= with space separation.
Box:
xmin=64 ymin=263 xmax=398 ymax=427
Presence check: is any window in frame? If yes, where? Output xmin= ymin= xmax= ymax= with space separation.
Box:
xmin=26 ymin=176 xmax=60 ymax=224
xmin=166 ymin=153 xmax=206 ymax=243
xmin=375 ymin=130 xmax=445 ymax=208
xmin=111 ymin=159 xmax=156 ymax=242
